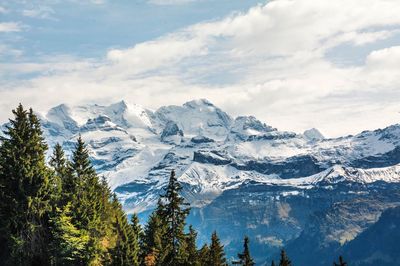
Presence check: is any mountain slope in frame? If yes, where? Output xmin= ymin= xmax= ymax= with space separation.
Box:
xmin=339 ymin=206 xmax=400 ymax=266
xmin=6 ymin=99 xmax=400 ymax=263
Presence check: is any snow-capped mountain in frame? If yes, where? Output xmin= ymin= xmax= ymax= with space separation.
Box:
xmin=19 ymin=99 xmax=400 ymax=263
xmin=45 ymin=100 xmax=400 ymax=206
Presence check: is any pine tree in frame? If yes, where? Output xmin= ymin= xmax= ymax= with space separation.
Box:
xmin=208 ymin=231 xmax=228 ymax=266
xmin=237 ymin=236 xmax=255 ymax=266
xmin=198 ymin=244 xmax=210 ymax=266
xmin=157 ymin=169 xmax=190 ymax=265
xmin=68 ymin=136 xmax=107 ymax=264
xmin=130 ymin=213 xmax=144 ymax=264
xmin=271 ymin=260 xmax=276 ymax=266
xmin=51 ymin=202 xmax=90 ymax=265
xmin=185 ymin=225 xmax=199 ymax=265
xmin=333 ymin=256 xmax=347 ymax=266
xmin=131 ymin=213 xmax=144 ymax=247
xmin=110 ymin=196 xmax=139 ymax=266
xmin=0 ymin=105 xmax=53 ymax=265
xmin=50 ymin=143 xmax=68 ymax=179
xmin=49 ymin=143 xmax=68 ymax=206
xmin=279 ymin=249 xmax=291 ymax=266
xmin=142 ymin=203 xmax=167 ymax=266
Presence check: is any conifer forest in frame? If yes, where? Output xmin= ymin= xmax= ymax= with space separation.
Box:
xmin=0 ymin=106 xmax=350 ymax=266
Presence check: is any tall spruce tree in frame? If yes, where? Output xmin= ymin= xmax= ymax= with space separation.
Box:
xmin=157 ymin=169 xmax=190 ymax=265
xmin=131 ymin=213 xmax=144 ymax=264
xmin=333 ymin=256 xmax=347 ymax=266
xmin=49 ymin=143 xmax=68 ymax=206
xmin=271 ymin=260 xmax=276 ymax=266
xmin=0 ymin=104 xmax=53 ymax=265
xmin=198 ymin=244 xmax=210 ymax=266
xmin=237 ymin=236 xmax=255 ymax=266
xmin=185 ymin=225 xmax=199 ymax=265
xmin=208 ymin=231 xmax=227 ymax=266
xmin=110 ymin=196 xmax=139 ymax=266
xmin=142 ymin=207 xmax=166 ymax=266
xmin=50 ymin=143 xmax=68 ymax=179
xmin=279 ymin=249 xmax=291 ymax=266
xmin=68 ymin=136 xmax=107 ymax=264
xmin=51 ymin=202 xmax=90 ymax=265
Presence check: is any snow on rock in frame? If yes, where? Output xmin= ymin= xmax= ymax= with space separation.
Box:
xmin=155 ymin=99 xmax=233 ymax=141
xmin=22 ymin=99 xmax=400 ymax=213
xmin=228 ymin=116 xmax=276 ymax=141
xmin=303 ymin=128 xmax=325 ymax=141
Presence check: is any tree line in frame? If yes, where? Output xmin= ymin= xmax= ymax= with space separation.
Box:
xmin=0 ymin=104 xmax=347 ymax=265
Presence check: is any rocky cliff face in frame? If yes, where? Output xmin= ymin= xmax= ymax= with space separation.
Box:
xmin=9 ymin=99 xmax=400 ymax=263
xmin=339 ymin=206 xmax=400 ymax=266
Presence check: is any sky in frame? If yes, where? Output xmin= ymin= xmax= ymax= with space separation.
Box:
xmin=1 ymin=0 xmax=400 ymax=137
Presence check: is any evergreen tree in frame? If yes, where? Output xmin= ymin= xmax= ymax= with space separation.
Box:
xmin=51 ymin=203 xmax=90 ymax=265
xmin=208 ymin=231 xmax=227 ymax=266
xmin=68 ymin=136 xmax=106 ymax=263
xmin=0 ymin=104 xmax=53 ymax=265
xmin=131 ymin=213 xmax=144 ymax=247
xmin=279 ymin=249 xmax=291 ymax=266
xmin=50 ymin=143 xmax=68 ymax=179
xmin=333 ymin=256 xmax=347 ymax=266
xmin=110 ymin=196 xmax=139 ymax=266
xmin=142 ymin=208 xmax=166 ymax=266
xmin=198 ymin=244 xmax=210 ymax=266
xmin=157 ymin=169 xmax=190 ymax=265
xmin=49 ymin=143 xmax=67 ymax=206
xmin=131 ymin=213 xmax=144 ymax=264
xmin=271 ymin=260 xmax=276 ymax=266
xmin=185 ymin=225 xmax=199 ymax=265
xmin=237 ymin=236 xmax=255 ymax=266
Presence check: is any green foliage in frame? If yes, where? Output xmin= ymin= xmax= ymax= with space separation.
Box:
xmin=0 ymin=105 xmax=141 ymax=265
xmin=237 ymin=236 xmax=255 ymax=266
xmin=142 ymin=207 xmax=166 ymax=265
xmin=131 ymin=213 xmax=144 ymax=264
xmin=279 ymin=249 xmax=292 ymax=266
xmin=67 ymin=136 xmax=106 ymax=263
xmin=185 ymin=225 xmax=199 ymax=265
xmin=0 ymin=104 xmax=53 ymax=265
xmin=198 ymin=244 xmax=210 ymax=266
xmin=0 ymin=104 xmax=349 ymax=265
xmin=51 ymin=203 xmax=90 ymax=265
xmin=156 ymin=170 xmax=191 ymax=265
xmin=49 ymin=143 xmax=66 ymax=207
xmin=208 ymin=231 xmax=228 ymax=266
xmin=333 ymin=256 xmax=347 ymax=266
xmin=110 ymin=196 xmax=139 ymax=266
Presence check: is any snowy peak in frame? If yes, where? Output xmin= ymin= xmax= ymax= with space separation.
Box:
xmin=46 ymin=101 xmax=155 ymax=132
xmin=155 ymin=99 xmax=233 ymax=140
xmin=303 ymin=128 xmax=324 ymax=141
xmin=311 ymin=164 xmax=400 ymax=185
xmin=32 ymin=99 xmax=400 ymax=214
xmin=183 ymin=98 xmax=215 ymax=109
xmin=46 ymin=104 xmax=79 ymax=132
xmin=105 ymin=101 xmax=155 ymax=129
xmin=229 ymin=116 xmax=276 ymax=140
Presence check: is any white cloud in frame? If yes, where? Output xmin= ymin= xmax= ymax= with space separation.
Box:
xmin=22 ymin=6 xmax=55 ymax=19
xmin=0 ymin=6 xmax=7 ymax=13
xmin=0 ymin=45 xmax=23 ymax=58
xmin=106 ymin=33 xmax=208 ymax=76
xmin=0 ymin=22 xmax=23 ymax=33
xmin=1 ymin=0 xmax=400 ymax=137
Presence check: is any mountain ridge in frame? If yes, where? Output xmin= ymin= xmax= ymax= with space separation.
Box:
xmin=3 ymin=99 xmax=400 ymax=263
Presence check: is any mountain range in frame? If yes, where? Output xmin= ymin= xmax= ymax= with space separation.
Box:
xmin=7 ymin=99 xmax=400 ymax=265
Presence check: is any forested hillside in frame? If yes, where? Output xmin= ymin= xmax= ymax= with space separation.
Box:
xmin=0 ymin=104 xmax=348 ymax=266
